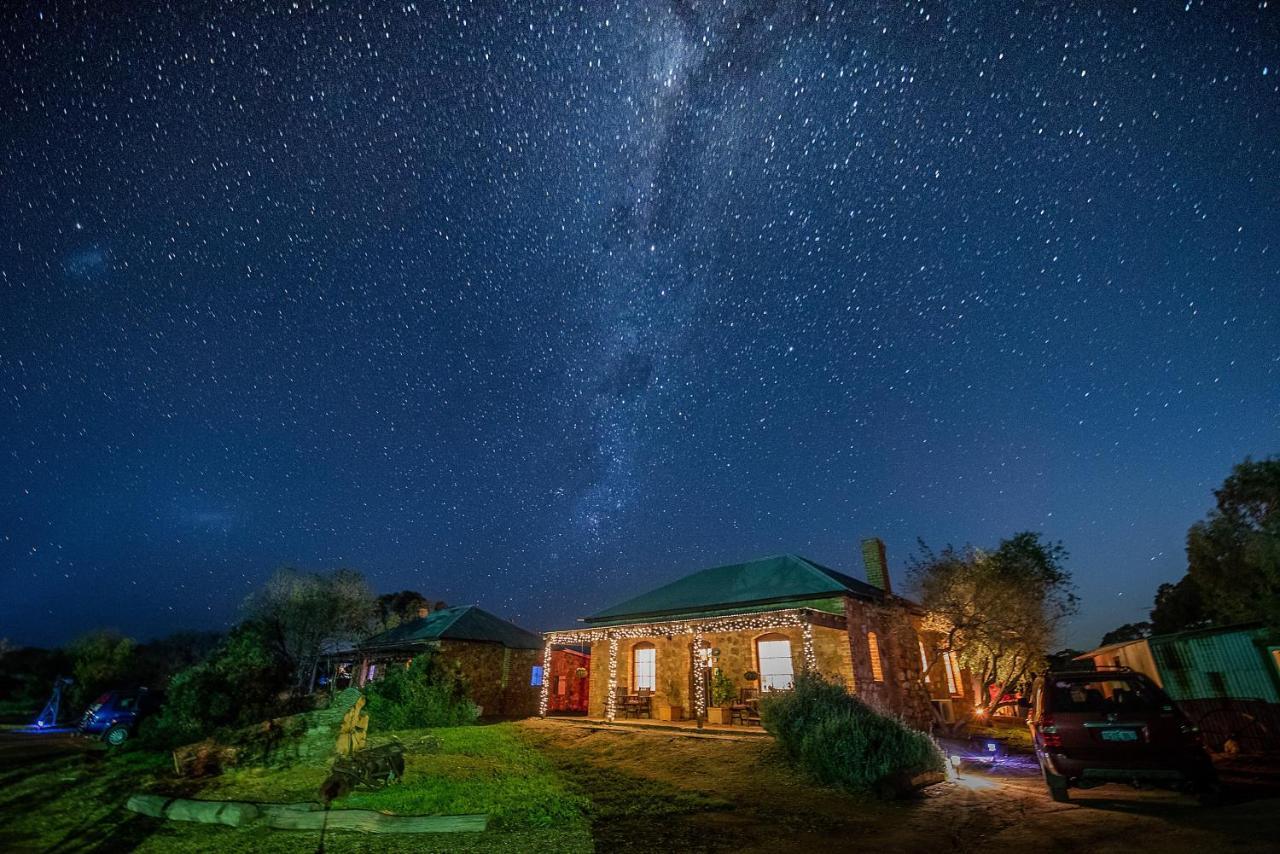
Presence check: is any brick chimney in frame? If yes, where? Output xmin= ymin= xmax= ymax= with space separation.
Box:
xmin=861 ymin=537 xmax=892 ymax=594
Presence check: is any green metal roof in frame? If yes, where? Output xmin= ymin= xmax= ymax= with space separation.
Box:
xmin=584 ymin=554 xmax=886 ymax=624
xmin=360 ymin=605 xmax=542 ymax=651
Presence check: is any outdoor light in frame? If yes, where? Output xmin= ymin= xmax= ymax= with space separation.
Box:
xmin=544 ymin=608 xmax=820 ymax=720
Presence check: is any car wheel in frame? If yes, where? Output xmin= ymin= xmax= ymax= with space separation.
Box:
xmin=104 ymin=725 xmax=130 ymax=747
xmin=1041 ymin=762 xmax=1070 ymax=802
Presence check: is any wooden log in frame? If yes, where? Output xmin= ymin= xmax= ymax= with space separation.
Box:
xmin=126 ymin=793 xmax=487 ymax=834
xmin=264 ymin=809 xmax=488 ymax=833
xmin=125 ymin=794 xmax=260 ymax=827
xmin=125 ymin=794 xmax=172 ymax=818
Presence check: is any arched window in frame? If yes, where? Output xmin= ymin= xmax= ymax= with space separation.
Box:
xmin=942 ymin=651 xmax=961 ymax=696
xmin=632 ymin=642 xmax=656 ymax=691
xmin=867 ymin=632 xmax=885 ymax=682
xmin=756 ymin=633 xmax=795 ymax=692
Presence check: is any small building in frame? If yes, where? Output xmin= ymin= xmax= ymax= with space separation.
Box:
xmin=540 ymin=540 xmax=944 ymax=729
xmin=356 ymin=605 xmax=544 ymax=717
xmin=1078 ymin=622 xmax=1280 ymax=751
xmin=1077 ymin=636 xmax=1165 ymax=687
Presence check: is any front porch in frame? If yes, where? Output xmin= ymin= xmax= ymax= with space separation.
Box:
xmin=539 ymin=607 xmax=855 ymax=724
xmin=545 ymin=715 xmax=772 ymax=740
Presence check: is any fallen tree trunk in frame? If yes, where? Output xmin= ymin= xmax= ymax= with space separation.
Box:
xmin=125 ymin=793 xmax=487 ymax=833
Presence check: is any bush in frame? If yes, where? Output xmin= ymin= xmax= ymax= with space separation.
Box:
xmin=363 ymin=651 xmax=479 ymax=731
xmin=138 ymin=621 xmax=298 ymax=748
xmin=761 ymin=673 xmax=944 ymax=795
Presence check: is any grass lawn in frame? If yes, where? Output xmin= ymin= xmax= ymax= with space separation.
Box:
xmin=0 ymin=724 xmax=593 ymax=854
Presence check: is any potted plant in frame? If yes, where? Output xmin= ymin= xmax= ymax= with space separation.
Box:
xmin=574 ymin=666 xmax=588 ymax=679
xmin=657 ymin=676 xmax=684 ymax=721
xmin=706 ymin=669 xmax=736 ymax=724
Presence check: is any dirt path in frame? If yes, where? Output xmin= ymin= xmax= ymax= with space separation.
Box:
xmin=519 ymin=719 xmax=1280 ymax=853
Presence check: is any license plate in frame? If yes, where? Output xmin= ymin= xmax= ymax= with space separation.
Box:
xmin=1101 ymin=729 xmax=1139 ymax=742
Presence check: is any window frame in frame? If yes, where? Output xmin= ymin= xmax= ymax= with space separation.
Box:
xmin=755 ymin=632 xmax=796 ymax=692
xmin=867 ymin=632 xmax=884 ymax=682
xmin=632 ymin=642 xmax=656 ymax=692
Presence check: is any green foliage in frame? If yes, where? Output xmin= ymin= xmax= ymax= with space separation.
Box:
xmin=139 ymin=621 xmax=296 ymax=748
xmin=710 ymin=668 xmax=736 ymax=707
xmin=68 ymin=630 xmax=137 ymax=710
xmin=761 ymin=673 xmax=944 ymax=795
xmin=363 ymin=651 xmax=479 ymax=731
xmin=1172 ymin=457 xmax=1280 ymax=629
xmin=910 ymin=531 xmax=1076 ymax=715
xmin=245 ymin=567 xmax=377 ymax=693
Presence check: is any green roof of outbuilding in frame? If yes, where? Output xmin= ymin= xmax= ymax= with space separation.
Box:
xmin=360 ymin=605 xmax=542 ymax=651
xmin=584 ymin=554 xmax=887 ymax=624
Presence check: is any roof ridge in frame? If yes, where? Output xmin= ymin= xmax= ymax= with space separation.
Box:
xmin=433 ymin=604 xmax=472 ymax=634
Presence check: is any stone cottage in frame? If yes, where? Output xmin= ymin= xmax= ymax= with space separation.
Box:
xmin=355 ymin=605 xmax=544 ymax=717
xmin=540 ymin=539 xmax=948 ymax=729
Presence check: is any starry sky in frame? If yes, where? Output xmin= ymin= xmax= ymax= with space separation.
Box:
xmin=2 ymin=2 xmax=1277 ymax=650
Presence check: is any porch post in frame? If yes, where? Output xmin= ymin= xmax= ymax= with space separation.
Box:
xmin=801 ymin=621 xmax=817 ymax=673
xmin=692 ymin=629 xmax=706 ymax=722
xmin=538 ymin=636 xmax=553 ymax=717
xmin=605 ymin=633 xmax=619 ymax=722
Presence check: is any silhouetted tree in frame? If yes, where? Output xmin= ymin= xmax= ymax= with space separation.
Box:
xmin=374 ymin=590 xmax=435 ymax=631
xmin=1099 ymin=622 xmax=1152 ymax=646
xmin=1183 ymin=456 xmax=1280 ymax=627
xmin=245 ymin=567 xmax=375 ymax=693
xmin=1150 ymin=576 xmax=1210 ymax=634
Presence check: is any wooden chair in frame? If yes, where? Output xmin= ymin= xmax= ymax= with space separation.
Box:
xmin=614 ymin=686 xmax=633 ymax=719
xmin=635 ymin=688 xmax=653 ymax=719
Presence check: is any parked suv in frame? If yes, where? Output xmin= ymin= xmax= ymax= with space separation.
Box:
xmin=1025 ymin=669 xmax=1218 ymax=803
xmin=79 ymin=689 xmax=162 ymax=746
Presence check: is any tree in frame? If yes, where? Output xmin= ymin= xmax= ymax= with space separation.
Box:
xmin=1150 ymin=576 xmax=1210 ymax=634
xmin=132 ymin=631 xmax=224 ymax=689
xmin=140 ymin=620 xmax=296 ymax=747
xmin=245 ymin=567 xmax=376 ymax=693
xmin=1099 ymin=622 xmax=1152 ymax=646
xmin=910 ymin=532 xmax=1077 ymax=720
xmin=374 ymin=590 xmax=436 ymax=632
xmin=67 ymin=630 xmax=137 ymax=710
xmin=1182 ymin=457 xmax=1280 ymax=627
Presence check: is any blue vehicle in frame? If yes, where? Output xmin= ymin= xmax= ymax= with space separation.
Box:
xmin=79 ymin=689 xmax=161 ymax=746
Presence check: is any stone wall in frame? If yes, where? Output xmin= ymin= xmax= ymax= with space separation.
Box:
xmin=586 ymin=622 xmax=854 ymax=718
xmin=583 ymin=599 xmax=935 ymax=729
xmin=409 ymin=641 xmax=541 ymax=718
xmin=843 ymin=599 xmax=935 ymax=728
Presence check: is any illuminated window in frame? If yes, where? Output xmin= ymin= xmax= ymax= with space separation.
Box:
xmin=556 ymin=675 xmax=567 ymax=696
xmin=530 ymin=665 xmax=543 ymax=687
xmin=942 ymin=652 xmax=960 ymax=696
xmin=632 ymin=643 xmax=656 ymax=691
xmin=756 ymin=634 xmax=795 ymax=691
xmin=867 ymin=632 xmax=884 ymax=682
xmin=919 ymin=641 xmax=931 ymax=683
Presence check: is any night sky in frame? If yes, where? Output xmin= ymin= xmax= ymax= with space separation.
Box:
xmin=2 ymin=2 xmax=1277 ymax=650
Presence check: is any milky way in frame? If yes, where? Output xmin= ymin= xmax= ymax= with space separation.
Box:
xmin=1 ymin=2 xmax=1277 ymax=648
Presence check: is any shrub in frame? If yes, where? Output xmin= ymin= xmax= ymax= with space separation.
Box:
xmin=710 ymin=668 xmax=736 ymax=707
xmin=138 ymin=620 xmax=298 ymax=748
xmin=761 ymin=672 xmax=944 ymax=795
xmin=363 ymin=650 xmax=479 ymax=731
